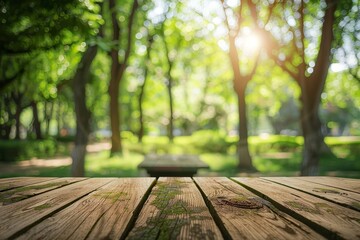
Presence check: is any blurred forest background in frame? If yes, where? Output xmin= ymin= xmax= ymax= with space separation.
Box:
xmin=0 ymin=0 xmax=359 ymax=178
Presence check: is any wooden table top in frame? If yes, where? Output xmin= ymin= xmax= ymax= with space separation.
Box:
xmin=138 ymin=154 xmax=209 ymax=168
xmin=138 ymin=154 xmax=209 ymax=177
xmin=0 ymin=177 xmax=359 ymax=239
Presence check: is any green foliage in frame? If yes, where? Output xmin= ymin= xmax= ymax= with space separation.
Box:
xmin=0 ymin=0 xmax=101 ymax=54
xmin=190 ymin=130 xmax=230 ymax=153
xmin=0 ymin=139 xmax=58 ymax=162
xmin=55 ymin=135 xmax=75 ymax=143
xmin=0 ymin=135 xmax=359 ymax=177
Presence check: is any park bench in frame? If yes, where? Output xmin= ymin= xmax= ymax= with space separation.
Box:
xmin=138 ymin=154 xmax=209 ymax=177
xmin=0 ymin=177 xmax=359 ymax=239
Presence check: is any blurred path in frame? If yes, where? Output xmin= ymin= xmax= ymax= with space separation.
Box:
xmin=0 ymin=142 xmax=111 ymax=176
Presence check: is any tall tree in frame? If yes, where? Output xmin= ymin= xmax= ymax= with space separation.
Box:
xmin=159 ymin=20 xmax=180 ymax=142
xmin=71 ymin=45 xmax=98 ymax=177
xmin=71 ymin=1 xmax=103 ymax=177
xmin=138 ymin=31 xmax=154 ymax=142
xmin=249 ymin=0 xmax=338 ymax=175
xmin=108 ymin=0 xmax=139 ymax=153
xmin=31 ymin=101 xmax=42 ymax=139
xmin=220 ymin=0 xmax=263 ymax=171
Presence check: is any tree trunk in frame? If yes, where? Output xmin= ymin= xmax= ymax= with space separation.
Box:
xmin=71 ymin=45 xmax=98 ymax=177
xmin=44 ymin=101 xmax=54 ymax=136
xmin=167 ymin=76 xmax=174 ymax=142
xmin=1 ymin=95 xmax=13 ymax=140
xmin=236 ymin=88 xmax=254 ymax=170
xmin=138 ymin=82 xmax=145 ymax=142
xmin=300 ymin=0 xmax=337 ymax=175
xmin=300 ymin=102 xmax=323 ymax=175
xmin=109 ymin=75 xmax=122 ymax=153
xmin=228 ymin=35 xmax=255 ymax=171
xmin=57 ymin=98 xmax=61 ymax=136
xmin=31 ymin=101 xmax=42 ymax=139
xmin=108 ymin=0 xmax=138 ymax=153
xmin=14 ymin=95 xmax=22 ymax=140
xmin=138 ymin=35 xmax=153 ymax=143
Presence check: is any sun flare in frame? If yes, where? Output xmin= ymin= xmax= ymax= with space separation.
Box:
xmin=237 ymin=28 xmax=262 ymax=55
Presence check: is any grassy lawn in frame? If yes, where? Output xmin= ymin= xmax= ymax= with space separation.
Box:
xmin=0 ymin=135 xmax=359 ymax=178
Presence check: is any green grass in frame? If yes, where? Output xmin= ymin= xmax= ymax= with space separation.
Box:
xmin=0 ymin=134 xmax=359 ymax=178
xmin=85 ymin=151 xmax=144 ymax=177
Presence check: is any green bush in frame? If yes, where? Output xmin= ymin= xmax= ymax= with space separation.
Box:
xmin=55 ymin=135 xmax=75 ymax=143
xmin=0 ymin=139 xmax=57 ymax=162
xmin=191 ymin=130 xmax=230 ymax=153
xmin=249 ymin=135 xmax=301 ymax=154
xmin=270 ymin=140 xmax=300 ymax=152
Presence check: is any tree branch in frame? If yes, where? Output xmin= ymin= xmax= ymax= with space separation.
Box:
xmin=123 ymin=0 xmax=139 ymax=65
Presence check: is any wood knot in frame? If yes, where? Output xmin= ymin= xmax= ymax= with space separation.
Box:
xmin=216 ymin=196 xmax=263 ymax=209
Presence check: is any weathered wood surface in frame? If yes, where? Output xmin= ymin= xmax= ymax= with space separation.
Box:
xmin=126 ymin=177 xmax=223 ymax=240
xmin=0 ymin=178 xmax=113 ymax=239
xmin=0 ymin=177 xmax=86 ymax=206
xmin=0 ymin=177 xmax=55 ymax=192
xmin=263 ymin=177 xmax=360 ymax=211
xmin=296 ymin=176 xmax=360 ymax=193
xmin=17 ymin=178 xmax=155 ymax=240
xmin=0 ymin=177 xmax=359 ymax=240
xmin=194 ymin=177 xmax=323 ymax=239
xmin=233 ymin=177 xmax=360 ymax=239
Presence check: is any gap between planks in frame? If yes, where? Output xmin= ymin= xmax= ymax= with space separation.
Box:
xmin=0 ymin=177 xmax=57 ymax=192
xmin=194 ymin=177 xmax=323 ymax=240
xmin=231 ymin=177 xmax=360 ymax=239
xmin=295 ymin=177 xmax=360 ymax=194
xmin=261 ymin=177 xmax=360 ymax=212
xmin=0 ymin=178 xmax=114 ymax=239
xmin=125 ymin=177 xmax=224 ymax=240
xmin=13 ymin=178 xmax=156 ymax=240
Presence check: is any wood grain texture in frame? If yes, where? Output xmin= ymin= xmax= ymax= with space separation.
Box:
xmin=16 ymin=178 xmax=155 ymax=240
xmin=296 ymin=177 xmax=360 ymax=194
xmin=126 ymin=177 xmax=223 ymax=240
xmin=0 ymin=178 xmax=113 ymax=239
xmin=233 ymin=177 xmax=360 ymax=239
xmin=263 ymin=177 xmax=360 ymax=211
xmin=0 ymin=177 xmax=55 ymax=192
xmin=86 ymin=178 xmax=155 ymax=240
xmin=194 ymin=177 xmax=324 ymax=240
xmin=0 ymin=177 xmax=86 ymax=206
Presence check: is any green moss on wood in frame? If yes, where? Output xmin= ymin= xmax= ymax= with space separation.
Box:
xmin=93 ymin=191 xmax=127 ymax=203
xmin=351 ymin=201 xmax=360 ymax=210
xmin=127 ymin=180 xmax=215 ymax=240
xmin=314 ymin=202 xmax=337 ymax=214
xmin=284 ymin=201 xmax=320 ymax=214
xmin=0 ymin=181 xmax=70 ymax=205
xmin=34 ymin=203 xmax=52 ymax=210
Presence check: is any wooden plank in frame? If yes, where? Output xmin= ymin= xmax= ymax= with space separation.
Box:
xmin=85 ymin=178 xmax=155 ymax=239
xmin=296 ymin=177 xmax=360 ymax=194
xmin=0 ymin=177 xmax=86 ymax=206
xmin=126 ymin=177 xmax=223 ymax=240
xmin=0 ymin=178 xmax=113 ymax=239
xmin=0 ymin=177 xmax=55 ymax=192
xmin=16 ymin=178 xmax=155 ymax=240
xmin=263 ymin=177 xmax=360 ymax=211
xmin=194 ymin=177 xmax=324 ymax=239
xmin=233 ymin=177 xmax=360 ymax=239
